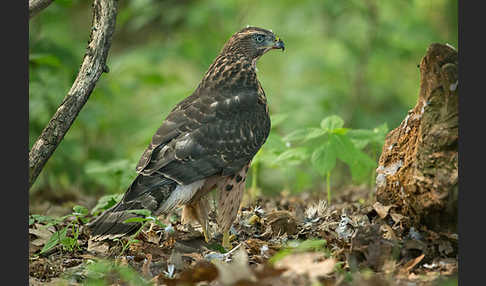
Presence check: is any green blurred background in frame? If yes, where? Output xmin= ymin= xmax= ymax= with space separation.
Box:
xmin=29 ymin=0 xmax=457 ymax=203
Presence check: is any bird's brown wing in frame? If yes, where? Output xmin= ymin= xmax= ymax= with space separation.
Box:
xmin=135 ymin=87 xmax=271 ymax=186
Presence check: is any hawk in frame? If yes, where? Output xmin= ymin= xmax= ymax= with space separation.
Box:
xmin=88 ymin=27 xmax=285 ymax=248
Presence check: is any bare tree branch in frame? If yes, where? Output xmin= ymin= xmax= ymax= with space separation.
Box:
xmin=29 ymin=0 xmax=119 ymax=189
xmin=29 ymin=0 xmax=54 ymax=19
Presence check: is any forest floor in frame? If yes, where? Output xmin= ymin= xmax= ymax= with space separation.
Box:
xmin=29 ymin=186 xmax=458 ymax=286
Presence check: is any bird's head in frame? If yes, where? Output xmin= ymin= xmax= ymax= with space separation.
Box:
xmin=221 ymin=26 xmax=285 ymax=60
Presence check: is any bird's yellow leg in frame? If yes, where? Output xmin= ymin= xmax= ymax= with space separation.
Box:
xmin=222 ymin=230 xmax=237 ymax=250
xmin=201 ymin=222 xmax=210 ymax=243
xmin=222 ymin=230 xmax=231 ymax=249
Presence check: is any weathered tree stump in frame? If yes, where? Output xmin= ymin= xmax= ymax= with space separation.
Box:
xmin=375 ymin=43 xmax=458 ymax=231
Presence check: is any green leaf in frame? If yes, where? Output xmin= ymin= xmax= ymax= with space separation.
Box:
xmin=331 ymin=134 xmax=376 ymax=182
xmin=269 ymin=239 xmax=327 ymax=264
xmin=207 ymin=243 xmax=227 ymax=253
xmin=125 ymin=209 xmax=151 ymax=217
xmin=73 ymin=205 xmax=89 ymax=216
xmin=347 ymin=123 xmax=388 ymax=150
xmin=283 ymin=129 xmax=310 ymax=142
xmin=123 ymin=217 xmax=147 ymax=224
xmin=303 ymin=128 xmax=328 ymax=141
xmin=311 ymin=143 xmax=337 ymax=175
xmin=30 ymin=214 xmax=62 ymax=226
xmin=348 ymin=151 xmax=376 ymax=182
xmin=40 ymin=227 xmax=68 ymax=254
xmin=262 ymin=133 xmax=287 ymax=151
xmin=347 ymin=129 xmax=375 ymax=149
xmin=283 ymin=128 xmax=328 ymax=143
xmin=320 ymin=115 xmax=344 ymax=131
xmin=60 ymin=236 xmax=76 ymax=251
xmin=331 ymin=134 xmax=358 ymax=164
xmin=330 ymin=127 xmax=349 ymax=135
xmin=296 ymin=239 xmax=327 ymax=251
xmin=118 ymin=265 xmax=150 ymax=285
xmin=273 ymin=147 xmax=309 ymax=165
xmin=269 ymin=248 xmax=292 ymax=264
xmin=154 ymin=220 xmax=166 ymax=228
xmin=91 ymin=194 xmax=123 ymax=215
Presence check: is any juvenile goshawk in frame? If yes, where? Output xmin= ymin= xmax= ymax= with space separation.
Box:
xmin=88 ymin=27 xmax=285 ymax=248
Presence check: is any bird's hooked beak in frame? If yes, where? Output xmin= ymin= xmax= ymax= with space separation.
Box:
xmin=273 ymin=36 xmax=285 ymax=51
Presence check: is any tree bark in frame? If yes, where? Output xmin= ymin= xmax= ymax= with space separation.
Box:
xmin=375 ymin=43 xmax=458 ymax=231
xmin=29 ymin=0 xmax=119 ymax=189
xmin=29 ymin=0 xmax=54 ymax=19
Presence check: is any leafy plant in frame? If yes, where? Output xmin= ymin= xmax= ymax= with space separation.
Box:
xmin=83 ymin=259 xmax=151 ymax=286
xmin=249 ymin=113 xmax=290 ymax=198
xmin=275 ymin=115 xmax=387 ymax=203
xmin=39 ymin=205 xmax=89 ymax=254
xmin=117 ymin=209 xmax=166 ymax=255
xmin=29 ymin=214 xmax=63 ymax=227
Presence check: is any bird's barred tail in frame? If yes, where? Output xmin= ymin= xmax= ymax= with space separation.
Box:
xmin=87 ymin=173 xmax=177 ymax=241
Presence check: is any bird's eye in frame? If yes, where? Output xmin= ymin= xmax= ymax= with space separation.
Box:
xmin=254 ymin=34 xmax=265 ymax=43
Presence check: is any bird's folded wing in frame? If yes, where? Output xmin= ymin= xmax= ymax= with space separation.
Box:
xmin=135 ymin=88 xmax=269 ymax=185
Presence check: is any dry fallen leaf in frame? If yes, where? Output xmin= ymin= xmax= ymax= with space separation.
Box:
xmin=142 ymin=229 xmax=161 ymax=245
xmin=373 ymin=202 xmax=395 ymax=219
xmin=160 ymin=260 xmax=218 ymax=285
xmin=400 ymin=253 xmax=425 ymax=274
xmin=29 ymin=224 xmax=55 ymax=247
xmin=274 ymin=252 xmax=336 ymax=282
xmin=390 ymin=211 xmax=405 ymax=225
xmin=213 ymin=247 xmax=256 ymax=285
xmin=142 ymin=253 xmax=153 ymax=278
xmin=380 ymin=224 xmax=397 ymax=241
xmin=265 ymin=210 xmax=298 ymax=235
xmin=87 ymin=238 xmax=109 ymax=254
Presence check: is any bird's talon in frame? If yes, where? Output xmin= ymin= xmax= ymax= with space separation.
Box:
xmin=203 ymin=232 xmax=210 ymax=243
xmin=222 ymin=231 xmax=236 ymax=250
xmin=202 ymin=225 xmax=211 ymax=243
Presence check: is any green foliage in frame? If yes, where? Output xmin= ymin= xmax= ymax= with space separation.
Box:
xmin=29 ymin=0 xmax=457 ymax=199
xmin=85 ymin=160 xmax=138 ymax=195
xmin=281 ymin=115 xmax=380 ymax=181
xmin=83 ymin=259 xmax=151 ymax=286
xmin=206 ymin=242 xmax=228 ymax=254
xmin=115 ymin=209 xmax=166 ymax=255
xmin=268 ymin=115 xmax=387 ymax=201
xmin=29 ymin=214 xmax=63 ymax=227
xmin=90 ymin=193 xmax=123 ymax=216
xmin=40 ymin=205 xmax=89 ymax=254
